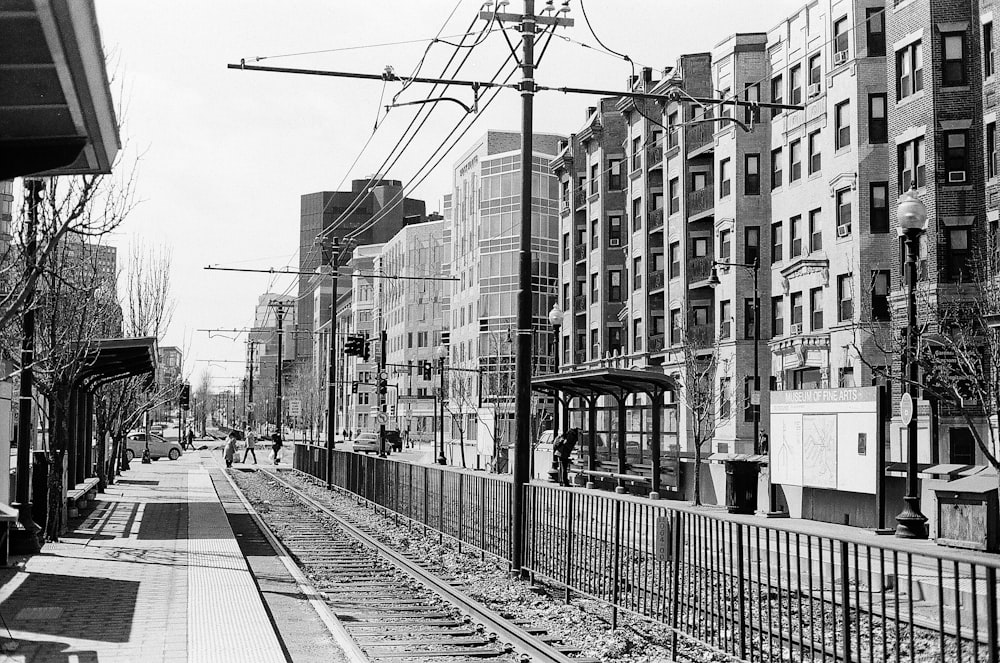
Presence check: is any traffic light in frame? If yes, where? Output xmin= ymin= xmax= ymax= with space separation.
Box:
xmin=24 ymin=179 xmax=45 ymax=205
xmin=351 ymin=381 xmax=358 ymax=394
xmin=344 ymin=334 xmax=362 ymax=356
xmin=362 ymin=335 xmax=371 ymax=362
xmin=422 ymin=361 xmax=432 ymax=381
xmin=179 ymin=383 xmax=190 ymax=410
xmin=377 ymin=377 xmax=387 ymax=395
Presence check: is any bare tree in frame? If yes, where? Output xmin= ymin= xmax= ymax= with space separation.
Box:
xmin=193 ymin=369 xmax=212 ymax=436
xmin=672 ymin=325 xmax=733 ymax=506
xmin=442 ymin=371 xmax=479 ymax=468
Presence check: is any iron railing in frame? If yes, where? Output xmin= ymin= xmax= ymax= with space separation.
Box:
xmin=647 ymin=144 xmax=663 ymax=166
xmin=688 ymin=184 xmax=715 ymax=217
xmin=649 ymin=207 xmax=665 ymax=231
xmin=686 ymin=123 xmax=714 ymax=153
xmin=294 ymin=445 xmax=1000 ymax=663
xmin=689 ymin=254 xmax=715 ymax=282
xmin=649 ymin=269 xmax=666 ymax=290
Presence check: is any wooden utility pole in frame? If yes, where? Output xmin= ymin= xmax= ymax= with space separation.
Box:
xmin=326 ymin=240 xmax=339 ymax=489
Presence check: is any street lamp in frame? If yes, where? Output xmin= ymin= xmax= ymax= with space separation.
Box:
xmin=547 ymin=302 xmax=563 ymax=483
xmin=437 ymin=345 xmax=448 ymax=465
xmin=895 ymin=184 xmax=929 ymax=539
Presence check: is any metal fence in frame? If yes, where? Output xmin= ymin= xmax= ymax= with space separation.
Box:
xmin=294 ymin=443 xmax=1000 ymax=663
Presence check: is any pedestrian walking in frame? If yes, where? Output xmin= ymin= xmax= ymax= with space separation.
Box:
xmin=185 ymin=427 xmax=195 ymax=450
xmin=242 ymin=427 xmax=258 ymax=464
xmin=223 ymin=431 xmax=238 ymax=468
xmin=555 ymin=427 xmax=579 ymax=487
xmin=271 ymin=429 xmax=283 ymax=465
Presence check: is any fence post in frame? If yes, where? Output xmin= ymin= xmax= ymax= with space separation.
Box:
xmin=611 ymin=499 xmax=622 ymax=630
xmin=669 ymin=509 xmax=682 ymax=658
xmin=736 ymin=522 xmax=747 ymax=661
xmin=458 ymin=472 xmax=464 ymax=553
xmin=841 ymin=517 xmax=852 ymax=663
xmin=564 ymin=490 xmax=574 ymax=604
xmin=987 ymin=566 xmax=998 ymax=663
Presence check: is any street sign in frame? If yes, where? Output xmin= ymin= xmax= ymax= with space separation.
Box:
xmin=900 ymin=392 xmax=914 ymax=426
xmin=376 ymin=412 xmax=388 ymax=424
xmin=288 ymin=399 xmax=302 ymax=417
xmin=246 ymin=402 xmax=254 ymax=412
xmin=378 ymin=370 xmax=389 ymax=380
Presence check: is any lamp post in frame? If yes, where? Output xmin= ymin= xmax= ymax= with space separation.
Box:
xmin=895 ymin=184 xmax=929 ymax=539
xmin=547 ymin=302 xmax=563 ymax=483
xmin=437 ymin=345 xmax=448 ymax=465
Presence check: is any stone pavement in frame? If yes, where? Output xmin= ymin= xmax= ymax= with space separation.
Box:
xmin=0 ymin=444 xmax=290 ymax=663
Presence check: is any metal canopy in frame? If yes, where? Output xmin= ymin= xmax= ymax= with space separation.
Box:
xmin=532 ymin=366 xmax=679 ymax=399
xmin=78 ymin=337 xmax=158 ymax=388
xmin=0 ymin=0 xmax=120 ymax=179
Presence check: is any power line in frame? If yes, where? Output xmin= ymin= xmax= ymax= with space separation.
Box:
xmin=204 ymin=265 xmax=458 ymax=281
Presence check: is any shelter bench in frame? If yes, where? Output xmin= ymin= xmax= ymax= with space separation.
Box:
xmin=0 ymin=503 xmax=18 ymax=566
xmin=67 ymin=476 xmax=100 ymax=518
xmin=577 ymin=468 xmax=651 ymax=493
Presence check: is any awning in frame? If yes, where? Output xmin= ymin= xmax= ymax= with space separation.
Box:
xmin=78 ymin=337 xmax=158 ymax=388
xmin=0 ymin=0 xmax=120 ymax=179
xmin=532 ymin=366 xmax=679 ymax=398
xmin=885 ymin=461 xmax=996 ymax=477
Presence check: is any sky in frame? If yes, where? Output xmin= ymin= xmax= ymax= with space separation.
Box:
xmin=93 ymin=0 xmax=804 ymax=388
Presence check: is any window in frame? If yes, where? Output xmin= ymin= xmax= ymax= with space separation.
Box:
xmin=591 ymin=218 xmax=598 ymax=244
xmin=743 ymin=376 xmax=759 ymax=422
xmin=871 ymin=271 xmax=890 ymax=321
xmin=950 ymin=428 xmax=976 ymax=465
xmin=772 ymin=295 xmax=784 ymax=337
xmin=772 ymin=221 xmax=783 ymax=262
xmin=771 ymin=74 xmax=784 ymax=118
xmin=667 ymin=112 xmax=679 ymax=148
xmin=944 ymin=130 xmax=969 ymax=182
xmin=609 ymin=270 xmax=622 ymax=301
xmin=563 ymin=283 xmax=570 ymax=310
xmin=896 ymin=41 xmax=923 ymax=100
xmin=720 ymin=300 xmax=732 ymax=339
xmin=691 ymin=236 xmax=708 ymax=259
xmin=744 ymin=83 xmax=760 ymax=125
xmin=632 ymin=197 xmax=642 ymax=231
xmin=866 ymin=7 xmax=885 ymax=56
xmin=633 ymin=257 xmax=642 ymax=289
xmin=633 ymin=318 xmax=643 ymax=352
xmin=692 ymin=305 xmax=710 ymax=327
xmin=898 ymin=136 xmax=926 ymax=191
xmin=609 ymin=214 xmax=623 ymax=245
xmin=834 ymin=15 xmax=849 ymax=57
xmin=745 ymin=227 xmax=760 ymax=266
xmin=669 ymin=177 xmax=680 ymax=214
xmin=609 ymin=159 xmax=623 ymax=189
xmin=789 ymin=64 xmax=804 ymax=107
xmin=670 ymin=309 xmax=682 ymax=345
xmin=720 ymin=229 xmax=732 ymax=261
xmin=870 ymin=182 xmax=889 ymax=233
xmin=692 ymin=171 xmax=708 ymax=191
xmin=986 ymin=22 xmax=995 ymax=77
xmin=591 ymin=273 xmax=599 ymax=301
xmin=810 ymin=287 xmax=824 ymax=330
xmin=720 ymin=87 xmax=731 ymax=119
xmin=669 ymin=242 xmax=681 ymax=278
xmin=789 ymin=139 xmax=802 ymax=182
xmin=632 ymin=136 xmax=642 ymax=170
xmin=720 ymin=158 xmax=732 ymax=197
xmin=791 ymin=291 xmax=803 ymax=326
xmin=562 ymin=232 xmax=570 ymax=260
xmin=808 ymin=130 xmax=822 ymax=174
xmin=609 ymin=327 xmax=623 ymax=355
xmin=808 ymin=53 xmax=822 ymax=87
xmin=836 ymin=189 xmax=852 ymax=236
xmin=947 ymin=228 xmax=971 ymax=281
xmin=942 ymin=32 xmax=967 ymax=87
xmin=868 ymin=93 xmax=887 ymax=143
xmin=745 ymin=154 xmax=760 ymax=195
xmin=809 ymin=209 xmax=823 ymax=252
xmin=744 ymin=298 xmax=756 ymax=339
xmin=771 ymin=147 xmax=783 ymax=188
xmin=837 ymin=273 xmax=853 ymax=321
xmin=989 ymin=122 xmax=997 ymax=180
xmin=791 ymin=215 xmax=803 ymax=257
xmin=720 ymin=377 xmax=732 ymax=419
xmin=834 ymin=100 xmax=851 ymax=149
xmin=839 ymin=367 xmax=855 ymax=388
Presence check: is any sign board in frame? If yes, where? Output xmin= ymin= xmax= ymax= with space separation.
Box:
xmin=288 ymin=399 xmax=302 ymax=417
xmin=899 ymin=393 xmax=914 ymax=426
xmin=654 ymin=516 xmax=672 ymax=562
xmin=378 ymin=370 xmax=389 ymax=380
xmin=770 ymin=387 xmax=879 ymax=495
xmin=750 ymin=390 xmax=761 ymax=405
xmin=246 ymin=402 xmax=254 ymax=412
xmin=376 ymin=412 xmax=388 ymax=425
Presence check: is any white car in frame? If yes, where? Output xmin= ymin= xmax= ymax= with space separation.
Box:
xmin=352 ymin=432 xmax=380 ymax=454
xmin=125 ymin=432 xmax=183 ymax=461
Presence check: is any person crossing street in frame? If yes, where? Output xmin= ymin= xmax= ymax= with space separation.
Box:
xmin=242 ymin=427 xmax=258 ymax=464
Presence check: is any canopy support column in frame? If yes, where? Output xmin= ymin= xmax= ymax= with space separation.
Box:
xmin=650 ymin=389 xmax=662 ymax=499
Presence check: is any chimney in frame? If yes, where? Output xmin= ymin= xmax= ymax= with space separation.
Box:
xmin=641 ymin=66 xmax=653 ymax=83
xmin=627 ymin=74 xmax=638 ymax=89
xmin=557 ymin=139 xmax=567 ymax=151
xmin=585 ymin=106 xmax=597 ymax=121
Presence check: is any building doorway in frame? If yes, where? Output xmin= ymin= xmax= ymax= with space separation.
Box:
xmin=948 ymin=427 xmax=976 ymax=465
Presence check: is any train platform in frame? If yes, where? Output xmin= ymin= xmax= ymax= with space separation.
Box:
xmin=0 ymin=443 xmax=345 ymax=663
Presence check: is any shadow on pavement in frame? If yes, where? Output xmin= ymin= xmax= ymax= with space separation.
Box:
xmin=0 ymin=637 xmax=99 ymax=662
xmin=0 ymin=572 xmax=138 ymax=643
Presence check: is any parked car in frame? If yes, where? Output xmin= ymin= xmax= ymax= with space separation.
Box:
xmin=352 ymin=432 xmax=381 ymax=454
xmin=125 ymin=432 xmax=183 ymax=461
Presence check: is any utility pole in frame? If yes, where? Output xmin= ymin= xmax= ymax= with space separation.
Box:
xmin=326 ymin=239 xmax=339 ymax=490
xmin=12 ymin=178 xmax=43 ymax=551
xmin=247 ymin=341 xmax=257 ymax=430
xmin=273 ymin=301 xmax=287 ymax=438
xmin=378 ymin=329 xmax=388 ymax=457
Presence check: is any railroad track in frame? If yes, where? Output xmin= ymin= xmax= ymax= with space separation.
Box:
xmin=232 ymin=468 xmax=598 ymax=663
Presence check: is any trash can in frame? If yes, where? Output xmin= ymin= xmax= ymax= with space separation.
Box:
xmin=725 ymin=459 xmax=759 ymax=515
xmin=933 ymin=475 xmax=999 ymax=552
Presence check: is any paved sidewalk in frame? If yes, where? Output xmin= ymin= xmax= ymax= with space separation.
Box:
xmin=0 ymin=447 xmax=288 ymax=663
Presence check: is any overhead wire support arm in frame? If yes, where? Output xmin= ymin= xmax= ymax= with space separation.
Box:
xmin=228 ymin=62 xmax=516 ymax=93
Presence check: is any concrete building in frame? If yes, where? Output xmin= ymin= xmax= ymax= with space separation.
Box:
xmin=296 ymin=181 xmax=425 ymax=363
xmin=448 ymin=130 xmax=564 ymax=468
xmin=249 ymin=293 xmax=296 ymax=427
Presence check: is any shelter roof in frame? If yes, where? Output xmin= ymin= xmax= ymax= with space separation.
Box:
xmin=79 ymin=337 xmax=157 ymax=387
xmin=532 ymin=366 xmax=678 ymax=399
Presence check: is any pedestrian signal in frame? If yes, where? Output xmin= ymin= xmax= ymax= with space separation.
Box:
xmin=362 ymin=335 xmax=371 ymax=362
xmin=179 ymin=383 xmax=190 ymax=409
xmin=422 ymin=362 xmax=432 ymax=380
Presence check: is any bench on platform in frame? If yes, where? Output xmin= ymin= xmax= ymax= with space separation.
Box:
xmin=67 ymin=476 xmax=100 ymax=518
xmin=0 ymin=502 xmax=20 ymax=566
xmin=577 ymin=468 xmax=652 ymax=493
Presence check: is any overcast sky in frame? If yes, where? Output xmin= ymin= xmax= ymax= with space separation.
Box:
xmin=94 ymin=0 xmax=804 ymax=388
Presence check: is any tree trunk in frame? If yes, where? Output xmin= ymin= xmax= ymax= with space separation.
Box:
xmin=459 ymin=430 xmax=467 ymax=468
xmin=693 ymin=438 xmax=703 ymax=506
xmin=44 ymin=449 xmax=65 ymax=542
xmin=95 ymin=418 xmax=107 ymax=491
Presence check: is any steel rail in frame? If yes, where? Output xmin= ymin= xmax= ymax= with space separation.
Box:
xmin=261 ymin=468 xmax=580 ymax=663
